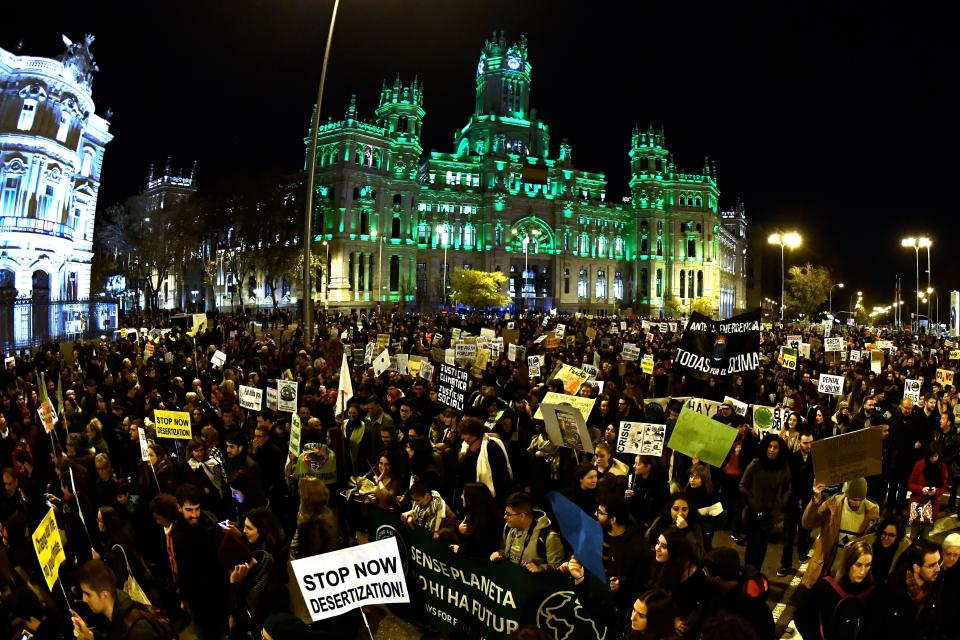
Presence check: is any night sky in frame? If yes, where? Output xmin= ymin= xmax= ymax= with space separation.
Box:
xmin=4 ymin=2 xmax=954 ymax=310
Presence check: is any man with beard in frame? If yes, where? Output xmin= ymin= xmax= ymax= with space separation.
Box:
xmin=848 ymin=395 xmax=882 ymax=431
xmin=595 ymin=495 xmax=652 ymax=618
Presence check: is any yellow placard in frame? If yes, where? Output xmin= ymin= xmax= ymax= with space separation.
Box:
xmin=641 ymin=357 xmax=654 ymax=375
xmin=936 ymin=368 xmax=955 ymax=387
xmin=950 ymin=350 xmax=960 ymax=361
xmin=585 ymin=327 xmax=597 ymax=340
xmin=533 ymin=392 xmax=596 ymax=421
xmin=32 ymin=507 xmax=65 ymax=590
xmin=545 ymin=337 xmax=561 ymax=349
xmin=153 ymin=409 xmax=193 ymax=439
xmin=476 ymin=348 xmax=491 ymax=370
xmin=377 ymin=333 xmax=390 ymax=348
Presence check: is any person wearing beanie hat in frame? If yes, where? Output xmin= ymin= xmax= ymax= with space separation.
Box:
xmin=800 ymin=476 xmax=879 ymax=589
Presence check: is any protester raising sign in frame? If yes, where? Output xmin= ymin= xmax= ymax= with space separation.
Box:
xmin=532 ymin=392 xmax=596 ymax=422
xmin=667 ymin=406 xmax=738 ymax=468
xmin=675 ymin=309 xmax=761 ymax=381
xmin=277 ymin=379 xmax=298 ymax=412
xmin=551 ymin=364 xmax=591 ymax=395
xmin=811 ymin=428 xmax=883 ymax=486
xmin=437 ymin=364 xmax=468 ymax=411
xmin=153 ymin=409 xmax=192 ymax=439
xmin=903 ymin=379 xmax=921 ymax=403
xmin=936 ymin=368 xmax=955 ymax=387
xmin=238 ymin=385 xmax=263 ymax=411
xmin=291 ymin=537 xmax=408 ymax=622
xmin=616 ymin=422 xmax=666 ymax=456
xmin=32 ymin=507 xmax=66 ymax=590
xmin=540 ymin=402 xmax=594 ymax=454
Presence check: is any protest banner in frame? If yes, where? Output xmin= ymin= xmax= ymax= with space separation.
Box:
xmin=552 ymin=364 xmax=591 ymax=395
xmin=210 ymin=349 xmax=227 ymax=368
xmin=951 ymin=350 xmax=960 ymax=361
xmin=936 ymin=368 xmax=955 ymax=387
xmin=903 ymin=379 xmax=921 ymax=403
xmin=684 ymin=397 xmax=725 ymax=419
xmin=667 ymin=406 xmax=738 ymax=468
xmin=418 ymin=362 xmax=434 ymax=381
xmin=32 ymin=507 xmax=66 ymax=590
xmin=752 ymin=406 xmax=776 ymax=433
xmin=621 ymin=343 xmax=641 ymax=361
xmin=585 ymin=326 xmax=597 ymax=340
xmin=377 ymin=333 xmax=391 ymax=349
xmin=669 ymin=322 xmax=678 ymax=333
xmin=238 ymin=385 xmax=263 ymax=411
xmin=676 ymin=309 xmax=761 ymax=380
xmin=824 ymin=337 xmax=844 ymax=352
xmin=291 ymin=537 xmax=408 ymax=622
xmin=455 ymin=343 xmax=477 ymax=362
xmin=811 ymin=427 xmax=883 ymax=486
xmin=277 ymin=379 xmax=298 ymax=412
xmin=437 ymin=364 xmax=468 ymax=410
xmin=533 ymin=392 xmax=596 ymax=422
xmin=372 ymin=348 xmax=391 ymax=377
xmin=799 ymin=343 xmax=811 ymax=359
xmin=408 ymin=355 xmax=425 ymax=376
xmin=137 ymin=427 xmax=150 ymax=461
xmin=480 ymin=327 xmax=496 ymax=340
xmin=849 ymin=350 xmax=861 ymax=363
xmin=3 ymin=355 xmax=14 ymax=368
xmin=641 ymin=355 xmax=654 ymax=375
xmin=786 ymin=335 xmax=802 ymax=351
xmin=540 ymin=402 xmax=594 ymax=454
xmin=616 ymin=422 xmax=666 ymax=456
xmin=822 ymin=321 xmax=832 ymax=338
xmin=266 ymin=386 xmax=278 ymax=411
xmin=876 ymin=340 xmax=894 ymax=351
xmin=722 ymin=396 xmax=749 ymax=416
xmin=527 ymin=355 xmax=542 ymax=377
xmin=545 ymin=337 xmax=561 ymax=349
xmin=444 ymin=348 xmax=455 ymax=365
xmin=289 ymin=414 xmax=303 ymax=456
xmin=370 ymin=510 xmax=608 ymax=639
xmin=508 ymin=343 xmax=518 ymax=362
xmin=554 ymin=324 xmax=566 ymax=339
xmin=37 ymin=399 xmax=57 ymax=433
xmin=781 ymin=347 xmax=798 ymax=370
xmin=818 ymin=374 xmax=844 ymax=396
xmin=154 ymin=409 xmax=192 ymax=439
xmin=501 ymin=328 xmax=520 ymax=346
xmin=144 ymin=342 xmax=155 ymax=360
xmin=396 ymin=353 xmax=409 ymax=375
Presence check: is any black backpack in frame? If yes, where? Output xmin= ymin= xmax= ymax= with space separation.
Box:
xmin=120 ymin=604 xmax=178 ymax=640
xmin=820 ymin=576 xmax=875 ymax=640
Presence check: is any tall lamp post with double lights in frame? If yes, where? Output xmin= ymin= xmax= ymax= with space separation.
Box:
xmin=767 ymin=231 xmax=802 ymax=321
xmin=512 ymin=227 xmax=541 ymax=313
xmin=829 ymin=282 xmax=844 ymax=315
xmin=901 ymin=236 xmax=929 ymax=331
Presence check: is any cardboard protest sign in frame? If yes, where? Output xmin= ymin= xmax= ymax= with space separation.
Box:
xmin=936 ymin=368 xmax=955 ymax=387
xmin=455 ymin=342 xmax=477 ymax=362
xmin=951 ymin=350 xmax=960 ymax=360
xmin=799 ymin=343 xmax=811 ymax=359
xmin=372 ymin=348 xmax=391 ymax=377
xmin=32 ymin=507 xmax=66 ymax=590
xmin=781 ymin=347 xmax=798 ymax=370
xmin=137 ymin=427 xmax=150 ymax=461
xmin=641 ymin=355 xmax=654 ymax=375
xmin=824 ymin=337 xmax=844 ymax=352
xmin=818 ymin=374 xmax=844 ymax=396
xmin=377 ymin=333 xmax=391 ymax=349
xmin=554 ymin=324 xmax=566 ymax=339
xmin=444 ymin=349 xmax=456 ymax=365
xmin=154 ymin=409 xmax=192 ymax=439
xmin=291 ymin=537 xmax=408 ymax=622
xmin=786 ymin=335 xmax=802 ymax=351
xmin=211 ymin=349 xmax=227 ymax=368
xmin=238 ymin=385 xmax=263 ymax=411
xmin=277 ymin=379 xmax=298 ymax=412
xmin=508 ymin=343 xmax=518 ymax=362
xmin=501 ymin=328 xmax=520 ymax=346
xmin=396 ymin=354 xmax=409 ymax=375
xmin=533 ymin=392 xmax=596 ymax=422
xmin=289 ymin=414 xmax=302 ymax=456
xmin=723 ymin=396 xmax=749 ymax=416
xmin=552 ymin=364 xmax=591 ymax=395
xmin=480 ymin=327 xmax=496 ymax=340
xmin=870 ymin=350 xmax=883 ymax=374
xmin=144 ymin=342 xmax=155 ymax=360
xmin=437 ymin=364 xmax=468 ymax=410
xmin=585 ymin=326 xmax=597 ymax=340
xmin=37 ymin=400 xmax=57 ymax=433
xmin=540 ymin=402 xmax=594 ymax=453
xmin=676 ymin=310 xmax=761 ymax=381
xmin=617 ymin=422 xmax=666 ymax=456
xmin=418 ymin=362 xmax=434 ymax=381
xmin=849 ymin=350 xmax=861 ymax=363
xmin=684 ymin=397 xmax=725 ymax=419
xmin=407 ymin=355 xmax=425 ymax=376
xmin=811 ymin=427 xmax=883 ymax=486
xmin=903 ymin=379 xmax=921 ymax=403
xmin=667 ymin=406 xmax=738 ymax=468
xmin=527 ymin=355 xmax=542 ymax=377
xmin=621 ymin=343 xmax=641 ymax=361
xmin=4 ymin=355 xmax=14 ymax=368
xmin=266 ymin=387 xmax=278 ymax=411
xmin=545 ymin=337 xmax=561 ymax=349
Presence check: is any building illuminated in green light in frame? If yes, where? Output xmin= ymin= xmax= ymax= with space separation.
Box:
xmin=307 ymin=31 xmax=747 ymax=317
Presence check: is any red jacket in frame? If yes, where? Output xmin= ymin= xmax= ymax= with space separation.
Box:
xmin=907 ymin=458 xmax=948 ymax=521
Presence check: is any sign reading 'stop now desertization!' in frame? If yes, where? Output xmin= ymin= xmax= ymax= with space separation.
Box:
xmin=153 ymin=409 xmax=192 ymax=439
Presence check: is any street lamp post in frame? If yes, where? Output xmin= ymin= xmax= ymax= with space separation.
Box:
xmin=922 ymin=238 xmax=932 ymax=327
xmin=321 ymin=240 xmax=329 ymax=310
xmin=829 ymin=282 xmax=844 ymax=315
xmin=442 ymin=223 xmax=449 ymax=307
xmin=901 ymin=237 xmax=929 ymax=332
xmin=767 ymin=231 xmax=801 ymax=321
xmin=302 ymin=0 xmax=341 ymax=343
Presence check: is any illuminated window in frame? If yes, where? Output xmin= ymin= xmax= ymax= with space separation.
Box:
xmin=417 ymin=221 xmax=428 ymax=244
xmin=614 ymin=237 xmax=624 ymax=259
xmin=595 ymin=269 xmax=606 ymax=300
xmin=614 ymin=273 xmax=624 ymax=300
xmin=56 ymin=112 xmax=71 ymax=143
xmin=17 ymin=100 xmax=37 ymax=131
xmin=579 ymin=233 xmax=589 ymax=254
xmin=463 ymin=224 xmax=475 ymax=248
xmin=597 ymin=235 xmax=607 ymax=256
xmin=1 ymin=176 xmax=20 ymax=214
xmin=656 ymin=269 xmax=663 ymax=297
xmin=81 ymin=149 xmax=95 ymax=177
xmin=495 ymin=226 xmax=502 ymax=246
xmin=437 ymin=224 xmax=450 ymax=247
xmin=577 ymin=269 xmax=588 ymax=298
xmin=680 ymin=271 xmax=686 ymax=299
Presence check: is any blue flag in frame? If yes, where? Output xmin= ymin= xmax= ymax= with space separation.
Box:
xmin=546 ymin=491 xmax=606 ymax=582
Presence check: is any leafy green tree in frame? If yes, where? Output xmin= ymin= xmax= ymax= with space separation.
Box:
xmin=664 ymin=292 xmax=685 ymax=317
xmin=688 ymin=297 xmax=717 ymax=317
xmin=784 ymin=262 xmax=833 ymax=320
xmin=449 ymin=269 xmax=511 ymax=309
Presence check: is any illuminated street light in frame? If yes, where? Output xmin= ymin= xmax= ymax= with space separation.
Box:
xmin=768 ymin=231 xmax=802 ymax=321
xmin=901 ymin=236 xmax=930 ymax=331
xmin=829 ymin=282 xmax=844 ymax=315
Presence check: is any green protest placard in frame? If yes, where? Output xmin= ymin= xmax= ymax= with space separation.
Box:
xmin=667 ymin=406 xmax=738 ymax=468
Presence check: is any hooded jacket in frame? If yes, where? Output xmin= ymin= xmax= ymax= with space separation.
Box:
xmin=739 ymin=433 xmax=791 ymax=516
xmin=500 ymin=509 xmax=564 ymax=571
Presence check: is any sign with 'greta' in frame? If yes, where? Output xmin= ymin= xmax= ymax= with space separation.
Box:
xmin=291 ymin=537 xmax=408 ymax=621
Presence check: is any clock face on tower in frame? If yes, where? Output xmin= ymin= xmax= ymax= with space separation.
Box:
xmin=506 ymin=55 xmax=521 ymax=70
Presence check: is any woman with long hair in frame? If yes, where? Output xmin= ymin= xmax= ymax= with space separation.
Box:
xmin=907 ymin=441 xmax=948 ymax=540
xmin=369 ymin=452 xmax=402 ymax=511
xmin=627 ymin=589 xmax=680 ymax=640
xmin=625 ymin=455 xmax=670 ymax=534
xmin=651 ymin=528 xmax=709 ymax=638
xmin=291 ymin=477 xmax=338 ymax=559
xmin=96 ymin=506 xmax=151 ymax=592
xmin=594 ymin=443 xmax=630 ymax=478
xmin=449 ymin=482 xmax=501 ymax=559
xmin=857 ymin=517 xmax=909 ymax=582
xmin=646 ymin=493 xmax=704 ymax=556
xmin=229 ymin=469 xmax=268 ymax=525
xmin=796 ymin=540 xmax=875 ymax=640
xmin=406 ymin=436 xmax=443 ymax=492
xmin=563 ymin=462 xmax=600 ymax=515
xmin=685 ymin=464 xmax=722 ymax=551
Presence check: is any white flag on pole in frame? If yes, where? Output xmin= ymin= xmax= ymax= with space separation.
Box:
xmin=336 ymin=353 xmax=353 ymax=417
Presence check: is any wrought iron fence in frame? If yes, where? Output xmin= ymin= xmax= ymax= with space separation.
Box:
xmin=0 ymin=297 xmax=119 ymax=353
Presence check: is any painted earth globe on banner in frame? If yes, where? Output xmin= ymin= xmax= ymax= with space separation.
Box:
xmin=754 ymin=406 xmax=774 ymax=431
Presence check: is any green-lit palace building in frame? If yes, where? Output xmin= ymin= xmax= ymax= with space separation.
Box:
xmin=308 ymin=32 xmax=748 ymax=317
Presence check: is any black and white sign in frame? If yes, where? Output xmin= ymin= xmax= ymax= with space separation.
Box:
xmin=528 ymin=355 xmax=542 ymax=377
xmin=238 ymin=385 xmax=263 ymax=411
xmin=903 ymin=378 xmax=921 ymax=403
xmin=291 ymin=537 xmax=408 ymax=622
xmin=824 ymin=337 xmax=844 ymax=352
xmin=676 ymin=309 xmax=762 ymax=380
xmin=437 ymin=364 xmax=468 ymax=410
xmin=818 ymin=374 xmax=844 ymax=396
xmin=277 ymin=380 xmax=298 ymax=413
xmin=210 ymin=349 xmax=227 ymax=368
xmin=617 ymin=421 xmax=666 ymax=456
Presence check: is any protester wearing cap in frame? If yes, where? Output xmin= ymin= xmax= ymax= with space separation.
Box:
xmin=801 ymin=476 xmax=879 ymax=589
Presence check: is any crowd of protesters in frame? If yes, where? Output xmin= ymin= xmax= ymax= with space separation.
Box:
xmin=0 ymin=308 xmax=958 ymax=640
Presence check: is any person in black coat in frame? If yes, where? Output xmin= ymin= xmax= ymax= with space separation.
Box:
xmin=887 ymin=397 xmax=928 ymax=512
xmin=864 ymin=539 xmax=944 ymax=640
xmin=596 ymin=495 xmax=653 ymax=619
xmin=780 ymin=430 xmax=815 ymax=577
xmin=562 ymin=462 xmax=599 ymax=515
xmin=702 ymin=547 xmax=775 ymax=640
xmin=623 ymin=455 xmax=669 ymax=534
xmin=447 ymin=482 xmax=501 ymax=559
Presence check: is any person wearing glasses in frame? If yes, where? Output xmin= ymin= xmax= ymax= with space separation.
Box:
xmin=489 ymin=492 xmax=563 ymax=572
xmin=851 ymin=517 xmax=910 ymax=583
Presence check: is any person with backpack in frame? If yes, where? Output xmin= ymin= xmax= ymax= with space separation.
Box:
xmin=489 ymin=491 xmax=564 ymax=572
xmin=71 ymin=559 xmax=168 ymax=640
xmin=701 ymin=547 xmax=775 ymax=640
xmin=794 ymin=540 xmax=876 ymax=640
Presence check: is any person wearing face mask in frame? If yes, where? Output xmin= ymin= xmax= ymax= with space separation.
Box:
xmin=801 ymin=477 xmax=879 ymax=590
xmin=739 ymin=433 xmax=790 ymax=571
xmin=795 ymin=540 xmax=876 ymax=640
